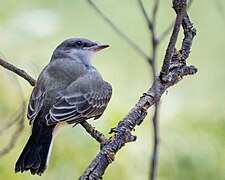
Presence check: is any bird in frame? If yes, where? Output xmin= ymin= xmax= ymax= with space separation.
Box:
xmin=15 ymin=38 xmax=112 ymax=176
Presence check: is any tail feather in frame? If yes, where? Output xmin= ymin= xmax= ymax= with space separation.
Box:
xmin=24 ymin=146 xmax=41 ymax=169
xmin=37 ymin=135 xmax=53 ymax=175
xmin=15 ymin=122 xmax=54 ymax=176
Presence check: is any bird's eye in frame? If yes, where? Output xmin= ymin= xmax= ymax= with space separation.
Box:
xmin=76 ymin=41 xmax=83 ymax=46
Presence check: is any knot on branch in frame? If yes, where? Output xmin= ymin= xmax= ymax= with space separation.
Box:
xmin=109 ymin=127 xmax=137 ymax=144
xmin=185 ymin=25 xmax=196 ymax=37
xmin=159 ymin=73 xmax=173 ymax=83
xmin=169 ymin=65 xmax=197 ymax=86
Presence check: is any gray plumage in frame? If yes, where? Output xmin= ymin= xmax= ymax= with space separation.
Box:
xmin=15 ymin=38 xmax=112 ymax=175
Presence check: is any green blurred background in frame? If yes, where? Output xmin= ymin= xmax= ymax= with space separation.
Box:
xmin=0 ymin=0 xmax=225 ymax=179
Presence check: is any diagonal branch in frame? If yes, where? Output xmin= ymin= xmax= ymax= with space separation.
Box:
xmin=137 ymin=0 xmax=153 ymax=31
xmin=152 ymin=0 xmax=160 ymax=25
xmin=86 ymin=0 xmax=150 ymax=62
xmin=0 ymin=58 xmax=36 ymax=86
xmin=0 ymin=63 xmax=27 ymax=158
xmin=80 ymin=65 xmax=197 ymax=180
xmin=158 ymin=0 xmax=194 ymax=43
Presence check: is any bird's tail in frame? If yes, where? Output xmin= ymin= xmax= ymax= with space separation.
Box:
xmin=15 ymin=122 xmax=54 ymax=176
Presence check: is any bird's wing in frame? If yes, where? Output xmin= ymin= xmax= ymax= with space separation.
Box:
xmin=27 ymin=78 xmax=46 ymax=125
xmin=47 ymin=79 xmax=112 ymax=126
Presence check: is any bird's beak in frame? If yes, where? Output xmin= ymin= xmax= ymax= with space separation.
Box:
xmin=83 ymin=44 xmax=109 ymax=52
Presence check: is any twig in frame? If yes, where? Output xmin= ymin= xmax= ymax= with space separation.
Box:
xmin=0 ymin=58 xmax=36 ymax=86
xmin=0 ymin=102 xmax=26 ymax=157
xmin=138 ymin=0 xmax=160 ymax=179
xmin=149 ymin=1 xmax=160 ymax=179
xmin=80 ymin=121 xmax=109 ymax=145
xmin=0 ymin=60 xmax=28 ymax=158
xmin=160 ymin=0 xmax=187 ymax=82
xmin=0 ymin=106 xmax=25 ymax=136
xmin=137 ymin=0 xmax=153 ymax=31
xmin=158 ymin=0 xmax=194 ymax=43
xmin=150 ymin=102 xmax=159 ymax=180
xmin=86 ymin=0 xmax=150 ymax=62
xmin=152 ymin=0 xmax=160 ymax=25
xmin=158 ymin=22 xmax=174 ymax=43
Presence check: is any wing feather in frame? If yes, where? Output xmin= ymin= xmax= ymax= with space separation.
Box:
xmin=27 ymin=83 xmax=45 ymax=125
xmin=47 ymin=81 xmax=112 ymax=125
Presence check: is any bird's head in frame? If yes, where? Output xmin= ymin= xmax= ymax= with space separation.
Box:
xmin=51 ymin=38 xmax=109 ymax=65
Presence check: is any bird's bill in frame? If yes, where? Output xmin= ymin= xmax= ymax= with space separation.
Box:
xmin=83 ymin=44 xmax=109 ymax=52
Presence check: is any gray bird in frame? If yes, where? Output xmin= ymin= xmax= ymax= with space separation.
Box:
xmin=15 ymin=38 xmax=112 ymax=176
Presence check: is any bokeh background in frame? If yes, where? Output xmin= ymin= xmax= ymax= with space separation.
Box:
xmin=0 ymin=0 xmax=225 ymax=179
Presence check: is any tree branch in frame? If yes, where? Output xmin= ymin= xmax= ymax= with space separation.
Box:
xmin=137 ymin=0 xmax=160 ymax=179
xmin=80 ymin=121 xmax=109 ymax=145
xmin=80 ymin=65 xmax=197 ymax=179
xmin=160 ymin=0 xmax=187 ymax=82
xmin=137 ymin=1 xmax=160 ymax=179
xmin=0 ymin=58 xmax=36 ymax=86
xmin=158 ymin=0 xmax=194 ymax=43
xmin=137 ymin=0 xmax=153 ymax=31
xmin=86 ymin=0 xmax=151 ymax=63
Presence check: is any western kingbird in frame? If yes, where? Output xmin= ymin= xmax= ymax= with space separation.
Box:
xmin=15 ymin=38 xmax=112 ymax=175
